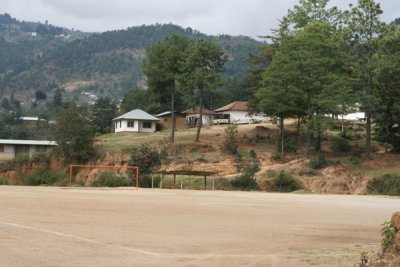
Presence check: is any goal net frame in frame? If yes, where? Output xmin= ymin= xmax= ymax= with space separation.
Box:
xmin=69 ymin=164 xmax=139 ymax=190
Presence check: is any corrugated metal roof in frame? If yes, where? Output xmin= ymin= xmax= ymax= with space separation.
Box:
xmin=215 ymin=101 xmax=248 ymax=112
xmin=182 ymin=107 xmax=213 ymax=115
xmin=155 ymin=111 xmax=183 ymax=117
xmin=113 ymin=109 xmax=159 ymax=121
xmin=0 ymin=139 xmax=57 ymax=146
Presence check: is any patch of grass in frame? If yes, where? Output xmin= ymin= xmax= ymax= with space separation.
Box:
xmin=367 ymin=173 xmax=400 ymax=196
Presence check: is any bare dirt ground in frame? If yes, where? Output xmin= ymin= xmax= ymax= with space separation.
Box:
xmin=0 ymin=186 xmax=399 ymax=267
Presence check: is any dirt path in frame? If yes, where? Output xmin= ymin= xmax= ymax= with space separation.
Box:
xmin=0 ymin=186 xmax=398 ymax=266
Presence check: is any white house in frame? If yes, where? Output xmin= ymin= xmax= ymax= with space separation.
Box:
xmin=214 ymin=101 xmax=268 ymax=124
xmin=182 ymin=107 xmax=214 ymax=128
xmin=0 ymin=139 xmax=57 ymax=161
xmin=113 ymin=109 xmax=159 ymax=133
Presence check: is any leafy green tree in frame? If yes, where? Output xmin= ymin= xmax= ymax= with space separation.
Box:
xmin=259 ymin=23 xmax=351 ymax=158
xmin=375 ymin=25 xmax=400 ymax=152
xmin=91 ymin=97 xmax=117 ymax=134
xmin=120 ymin=87 xmax=161 ymax=114
xmin=143 ymin=34 xmax=191 ymax=143
xmin=53 ymin=89 xmax=63 ymax=108
xmin=346 ymin=0 xmax=386 ymax=159
xmin=179 ymin=39 xmax=227 ymax=142
xmin=129 ymin=144 xmax=163 ymax=187
xmin=54 ymin=104 xmax=95 ymax=164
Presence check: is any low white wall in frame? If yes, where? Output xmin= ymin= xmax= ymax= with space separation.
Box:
xmin=114 ymin=119 xmax=139 ymax=133
xmin=0 ymin=145 xmax=15 ymax=160
xmin=138 ymin=121 xmax=156 ymax=133
xmin=115 ymin=120 xmax=157 ymax=133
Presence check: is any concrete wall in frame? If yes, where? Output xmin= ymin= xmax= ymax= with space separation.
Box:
xmin=138 ymin=121 xmax=156 ymax=133
xmin=0 ymin=145 xmax=15 ymax=160
xmin=0 ymin=145 xmax=51 ymax=161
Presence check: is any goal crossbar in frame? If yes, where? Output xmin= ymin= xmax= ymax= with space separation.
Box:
xmin=69 ymin=164 xmax=139 ymax=190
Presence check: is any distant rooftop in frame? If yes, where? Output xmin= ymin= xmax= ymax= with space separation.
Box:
xmin=0 ymin=139 xmax=57 ymax=146
xmin=113 ymin=109 xmax=159 ymax=121
xmin=182 ymin=107 xmax=213 ymax=115
xmin=215 ymin=101 xmax=248 ymax=112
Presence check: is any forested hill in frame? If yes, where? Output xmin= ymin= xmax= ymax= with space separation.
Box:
xmin=0 ymin=13 xmax=261 ymax=106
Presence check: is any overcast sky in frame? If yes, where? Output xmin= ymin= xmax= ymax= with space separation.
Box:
xmin=1 ymin=0 xmax=399 ymax=38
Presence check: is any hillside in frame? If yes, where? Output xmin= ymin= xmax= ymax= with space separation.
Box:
xmin=0 ymin=14 xmax=261 ymax=108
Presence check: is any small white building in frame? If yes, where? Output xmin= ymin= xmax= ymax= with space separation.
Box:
xmin=0 ymin=139 xmax=57 ymax=161
xmin=182 ymin=107 xmax=214 ymax=128
xmin=113 ymin=109 xmax=159 ymax=133
xmin=214 ymin=101 xmax=268 ymax=124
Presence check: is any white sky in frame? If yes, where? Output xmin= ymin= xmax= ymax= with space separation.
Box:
xmin=1 ymin=0 xmax=398 ymax=38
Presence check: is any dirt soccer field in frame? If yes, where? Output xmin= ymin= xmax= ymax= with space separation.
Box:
xmin=0 ymin=186 xmax=398 ymax=267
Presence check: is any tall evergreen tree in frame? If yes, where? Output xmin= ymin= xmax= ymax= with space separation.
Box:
xmin=346 ymin=0 xmax=386 ymax=159
xmin=143 ymin=34 xmax=191 ymax=143
xmin=179 ymin=40 xmax=227 ymax=142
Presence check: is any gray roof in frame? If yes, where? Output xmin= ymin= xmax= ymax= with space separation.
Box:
xmin=0 ymin=139 xmax=57 ymax=146
xmin=155 ymin=111 xmax=182 ymax=117
xmin=113 ymin=109 xmax=159 ymax=121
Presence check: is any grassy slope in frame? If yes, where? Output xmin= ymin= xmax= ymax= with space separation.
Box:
xmin=95 ymin=121 xmax=400 ymax=193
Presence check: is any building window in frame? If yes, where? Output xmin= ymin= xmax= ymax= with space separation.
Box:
xmin=0 ymin=145 xmax=4 ymax=153
xmin=115 ymin=122 xmax=118 ymax=129
xmin=142 ymin=122 xmax=152 ymax=129
xmin=119 ymin=121 xmax=122 ymax=128
xmin=127 ymin=120 xmax=135 ymax=128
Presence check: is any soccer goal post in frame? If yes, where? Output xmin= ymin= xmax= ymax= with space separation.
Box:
xmin=68 ymin=164 xmax=139 ymax=190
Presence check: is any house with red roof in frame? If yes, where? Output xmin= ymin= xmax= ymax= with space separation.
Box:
xmin=214 ymin=101 xmax=267 ymax=124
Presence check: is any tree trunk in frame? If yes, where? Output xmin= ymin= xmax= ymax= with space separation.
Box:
xmin=195 ymin=93 xmax=203 ymax=142
xmin=304 ymin=94 xmax=311 ymax=159
xmin=365 ymin=110 xmax=372 ymax=159
xmin=170 ymin=91 xmax=175 ymax=144
xmin=280 ymin=116 xmax=285 ymax=158
xmin=295 ymin=117 xmax=300 ymax=147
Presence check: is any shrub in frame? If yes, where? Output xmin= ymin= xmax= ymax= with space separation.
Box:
xmin=231 ymin=150 xmax=260 ymax=190
xmin=381 ymin=221 xmax=397 ymax=251
xmin=222 ymin=125 xmax=238 ymax=154
xmin=275 ymin=139 xmax=298 ymax=153
xmin=0 ymin=177 xmax=7 ymax=185
xmin=367 ymin=174 xmax=400 ymax=196
xmin=272 ymin=171 xmax=301 ymax=192
xmin=93 ymin=170 xmax=128 ymax=187
xmin=350 ymin=150 xmax=362 ymax=165
xmin=23 ymin=167 xmax=65 ymax=185
xmin=309 ymin=153 xmax=327 ymax=169
xmin=231 ymin=175 xmax=258 ymax=190
xmin=330 ymin=136 xmax=351 ymax=152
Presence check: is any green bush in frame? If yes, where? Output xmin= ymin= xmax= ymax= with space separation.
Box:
xmin=129 ymin=143 xmax=162 ymax=188
xmin=330 ymin=136 xmax=351 ymax=152
xmin=231 ymin=150 xmax=260 ymax=190
xmin=309 ymin=153 xmax=327 ymax=169
xmin=231 ymin=175 xmax=258 ymax=190
xmin=23 ymin=167 xmax=65 ymax=185
xmin=272 ymin=171 xmax=301 ymax=192
xmin=0 ymin=177 xmax=8 ymax=185
xmin=367 ymin=174 xmax=400 ymax=196
xmin=222 ymin=125 xmax=238 ymax=154
xmin=93 ymin=170 xmax=128 ymax=187
xmin=381 ymin=221 xmax=397 ymax=251
xmin=275 ymin=139 xmax=298 ymax=153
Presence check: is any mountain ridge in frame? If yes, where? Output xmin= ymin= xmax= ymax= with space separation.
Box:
xmin=0 ymin=13 xmax=262 ymax=110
